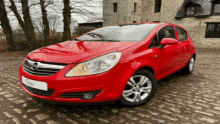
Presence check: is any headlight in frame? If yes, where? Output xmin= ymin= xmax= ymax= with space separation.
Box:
xmin=65 ymin=52 xmax=121 ymax=77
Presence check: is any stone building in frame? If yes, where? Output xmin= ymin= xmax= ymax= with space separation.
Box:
xmin=78 ymin=22 xmax=103 ymax=32
xmin=103 ymin=0 xmax=220 ymax=48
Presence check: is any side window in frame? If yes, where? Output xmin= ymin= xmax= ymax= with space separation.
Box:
xmin=176 ymin=27 xmax=188 ymax=41
xmin=149 ymin=35 xmax=159 ymax=48
xmin=158 ymin=26 xmax=176 ymax=43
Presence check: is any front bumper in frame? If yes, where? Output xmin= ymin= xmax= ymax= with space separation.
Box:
xmin=19 ymin=62 xmax=134 ymax=103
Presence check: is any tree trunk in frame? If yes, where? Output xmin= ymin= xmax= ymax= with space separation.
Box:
xmin=9 ymin=0 xmax=37 ymax=50
xmin=62 ymin=0 xmax=71 ymax=41
xmin=21 ymin=0 xmax=37 ymax=49
xmin=0 ymin=0 xmax=15 ymax=50
xmin=40 ymin=0 xmax=50 ymax=45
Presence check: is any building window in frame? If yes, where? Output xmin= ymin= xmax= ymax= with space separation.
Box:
xmin=133 ymin=21 xmax=137 ymax=23
xmin=134 ymin=3 xmax=137 ymax=12
xmin=176 ymin=27 xmax=188 ymax=41
xmin=185 ymin=2 xmax=200 ymax=17
xmin=113 ymin=3 xmax=118 ymax=13
xmin=155 ymin=0 xmax=161 ymax=13
xmin=205 ymin=23 xmax=220 ymax=38
xmin=212 ymin=0 xmax=220 ymax=15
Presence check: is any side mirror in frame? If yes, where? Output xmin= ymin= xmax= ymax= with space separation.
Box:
xmin=160 ymin=38 xmax=178 ymax=47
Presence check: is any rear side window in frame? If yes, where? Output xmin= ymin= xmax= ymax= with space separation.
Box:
xmin=176 ymin=27 xmax=188 ymax=41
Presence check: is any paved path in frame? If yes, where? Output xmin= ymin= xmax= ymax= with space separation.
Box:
xmin=0 ymin=49 xmax=220 ymax=124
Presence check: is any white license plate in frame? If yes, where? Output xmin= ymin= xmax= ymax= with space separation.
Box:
xmin=22 ymin=76 xmax=48 ymax=91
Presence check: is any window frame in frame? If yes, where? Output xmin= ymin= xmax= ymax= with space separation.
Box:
xmin=205 ymin=22 xmax=220 ymax=38
xmin=211 ymin=0 xmax=220 ymax=15
xmin=134 ymin=2 xmax=137 ymax=12
xmin=113 ymin=3 xmax=118 ymax=13
xmin=176 ymin=27 xmax=189 ymax=41
xmin=154 ymin=0 xmax=162 ymax=13
xmin=184 ymin=2 xmax=200 ymax=17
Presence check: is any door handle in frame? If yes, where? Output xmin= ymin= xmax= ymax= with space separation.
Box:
xmin=177 ymin=50 xmax=180 ymax=54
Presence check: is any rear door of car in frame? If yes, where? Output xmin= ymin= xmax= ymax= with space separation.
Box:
xmin=176 ymin=26 xmax=192 ymax=65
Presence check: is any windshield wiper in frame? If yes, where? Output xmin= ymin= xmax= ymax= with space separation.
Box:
xmin=73 ymin=38 xmax=80 ymax=41
xmin=82 ymin=40 xmax=121 ymax=42
xmin=87 ymin=33 xmax=103 ymax=38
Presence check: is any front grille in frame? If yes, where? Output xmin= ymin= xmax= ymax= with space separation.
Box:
xmin=23 ymin=83 xmax=55 ymax=96
xmin=61 ymin=91 xmax=101 ymax=98
xmin=23 ymin=59 xmax=67 ymax=76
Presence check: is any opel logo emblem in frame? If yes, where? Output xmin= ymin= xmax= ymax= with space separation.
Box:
xmin=26 ymin=79 xmax=34 ymax=87
xmin=32 ymin=62 xmax=38 ymax=70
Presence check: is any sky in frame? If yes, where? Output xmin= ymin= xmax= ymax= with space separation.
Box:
xmin=5 ymin=0 xmax=103 ymax=32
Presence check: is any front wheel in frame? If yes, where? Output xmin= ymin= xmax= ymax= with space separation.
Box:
xmin=119 ymin=69 xmax=157 ymax=107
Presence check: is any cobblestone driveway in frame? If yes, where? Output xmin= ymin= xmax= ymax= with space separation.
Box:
xmin=0 ymin=49 xmax=220 ymax=124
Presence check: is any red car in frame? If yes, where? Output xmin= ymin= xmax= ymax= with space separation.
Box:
xmin=19 ymin=22 xmax=196 ymax=106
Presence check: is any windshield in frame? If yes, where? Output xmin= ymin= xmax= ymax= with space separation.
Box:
xmin=76 ymin=24 xmax=159 ymax=42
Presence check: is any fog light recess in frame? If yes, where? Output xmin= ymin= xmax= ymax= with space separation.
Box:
xmin=83 ymin=93 xmax=95 ymax=100
xmin=61 ymin=90 xmax=101 ymax=100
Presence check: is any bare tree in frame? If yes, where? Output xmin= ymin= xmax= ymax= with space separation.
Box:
xmin=60 ymin=0 xmax=102 ymax=41
xmin=0 ymin=0 xmax=15 ymax=50
xmin=71 ymin=18 xmax=77 ymax=34
xmin=48 ymin=14 xmax=62 ymax=37
xmin=62 ymin=0 xmax=71 ymax=41
xmin=9 ymin=0 xmax=37 ymax=49
xmin=40 ymin=0 xmax=52 ymax=45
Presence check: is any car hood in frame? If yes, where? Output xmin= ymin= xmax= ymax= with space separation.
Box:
xmin=26 ymin=41 xmax=139 ymax=64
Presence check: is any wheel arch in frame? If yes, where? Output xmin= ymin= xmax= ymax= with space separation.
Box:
xmin=136 ymin=66 xmax=155 ymax=76
xmin=193 ymin=53 xmax=196 ymax=60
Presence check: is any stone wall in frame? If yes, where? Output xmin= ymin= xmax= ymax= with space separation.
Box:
xmin=103 ymin=0 xmax=220 ymax=48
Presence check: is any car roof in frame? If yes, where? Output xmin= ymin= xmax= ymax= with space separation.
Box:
xmin=118 ymin=22 xmax=162 ymax=26
xmin=118 ymin=22 xmax=180 ymax=27
xmin=118 ymin=22 xmax=186 ymax=30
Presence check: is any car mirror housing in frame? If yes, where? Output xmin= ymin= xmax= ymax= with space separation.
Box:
xmin=160 ymin=38 xmax=178 ymax=46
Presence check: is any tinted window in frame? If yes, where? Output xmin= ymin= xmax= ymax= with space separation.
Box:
xmin=176 ymin=27 xmax=188 ymax=41
xmin=158 ymin=26 xmax=176 ymax=43
xmin=149 ymin=35 xmax=159 ymax=48
xmin=77 ymin=24 xmax=159 ymax=42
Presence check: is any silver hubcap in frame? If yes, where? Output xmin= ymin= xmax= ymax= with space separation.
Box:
xmin=189 ymin=57 xmax=194 ymax=72
xmin=122 ymin=75 xmax=152 ymax=103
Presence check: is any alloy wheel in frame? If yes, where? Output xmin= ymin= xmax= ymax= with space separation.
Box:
xmin=122 ymin=75 xmax=152 ymax=103
xmin=189 ymin=57 xmax=195 ymax=72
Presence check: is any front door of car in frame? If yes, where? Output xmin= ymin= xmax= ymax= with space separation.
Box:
xmin=149 ymin=26 xmax=180 ymax=79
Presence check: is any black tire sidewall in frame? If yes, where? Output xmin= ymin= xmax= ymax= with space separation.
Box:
xmin=119 ymin=69 xmax=157 ymax=107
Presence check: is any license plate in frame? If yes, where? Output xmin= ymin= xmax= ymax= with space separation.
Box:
xmin=22 ymin=76 xmax=48 ymax=91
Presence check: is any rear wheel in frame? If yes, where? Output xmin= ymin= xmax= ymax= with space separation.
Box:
xmin=119 ymin=69 xmax=157 ymax=106
xmin=182 ymin=56 xmax=195 ymax=74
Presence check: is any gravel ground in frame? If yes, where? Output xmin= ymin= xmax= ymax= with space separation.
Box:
xmin=0 ymin=48 xmax=219 ymax=124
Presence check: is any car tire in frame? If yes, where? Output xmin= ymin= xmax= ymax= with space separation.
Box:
xmin=119 ymin=69 xmax=157 ymax=107
xmin=181 ymin=56 xmax=195 ymax=74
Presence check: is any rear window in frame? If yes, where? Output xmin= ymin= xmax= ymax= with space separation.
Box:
xmin=77 ymin=24 xmax=159 ymax=42
xmin=176 ymin=27 xmax=188 ymax=41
